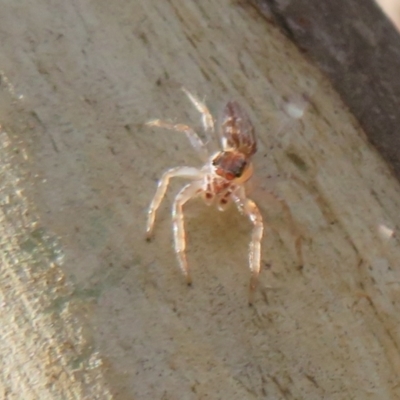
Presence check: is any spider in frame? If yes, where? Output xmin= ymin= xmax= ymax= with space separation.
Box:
xmin=146 ymin=89 xmax=302 ymax=303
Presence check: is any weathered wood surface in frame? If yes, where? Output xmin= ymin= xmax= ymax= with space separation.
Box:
xmin=251 ymin=0 xmax=400 ymax=182
xmin=1 ymin=0 xmax=400 ymax=399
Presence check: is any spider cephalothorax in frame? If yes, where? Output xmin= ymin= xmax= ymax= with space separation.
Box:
xmin=204 ymin=151 xmax=253 ymax=211
xmin=211 ymin=151 xmax=248 ymax=181
xmin=145 ymin=89 xmax=302 ymax=304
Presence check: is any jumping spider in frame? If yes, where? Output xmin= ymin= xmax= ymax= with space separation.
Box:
xmin=146 ymin=89 xmax=303 ymax=303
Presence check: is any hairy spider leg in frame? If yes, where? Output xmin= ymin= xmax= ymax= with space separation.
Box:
xmin=233 ymin=187 xmax=264 ymax=304
xmin=172 ymin=181 xmax=203 ymax=285
xmin=146 ymin=120 xmax=209 ymax=162
xmin=146 ymin=166 xmax=202 ymax=238
xmin=182 ymin=87 xmax=215 ymax=141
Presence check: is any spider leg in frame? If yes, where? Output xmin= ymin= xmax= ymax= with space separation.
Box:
xmin=172 ymin=181 xmax=203 ymax=285
xmin=146 ymin=167 xmax=202 ymax=239
xmin=233 ymin=188 xmax=264 ymax=305
xmin=181 ymin=87 xmax=215 ymax=141
xmin=146 ymin=119 xmax=209 ymax=162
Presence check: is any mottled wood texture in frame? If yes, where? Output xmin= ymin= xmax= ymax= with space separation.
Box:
xmin=1 ymin=0 xmax=400 ymax=399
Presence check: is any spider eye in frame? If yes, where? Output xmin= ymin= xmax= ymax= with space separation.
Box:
xmin=234 ymin=160 xmax=247 ymax=177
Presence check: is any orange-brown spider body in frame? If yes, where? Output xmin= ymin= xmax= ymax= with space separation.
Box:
xmin=202 ymin=151 xmax=253 ymax=211
xmin=145 ymin=89 xmax=300 ymax=303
